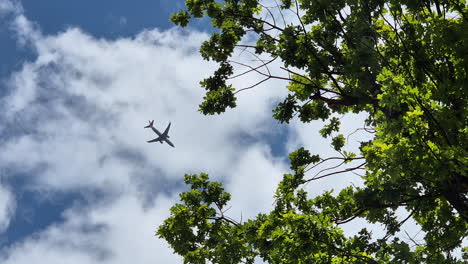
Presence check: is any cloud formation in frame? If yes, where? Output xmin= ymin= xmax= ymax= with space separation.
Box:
xmin=0 ymin=0 xmax=291 ymax=262
xmin=0 ymin=185 xmax=15 ymax=234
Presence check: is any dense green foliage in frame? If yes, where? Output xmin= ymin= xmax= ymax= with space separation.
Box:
xmin=158 ymin=0 xmax=468 ymax=263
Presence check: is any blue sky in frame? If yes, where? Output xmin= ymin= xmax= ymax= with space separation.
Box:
xmin=0 ymin=1 xmax=409 ymax=263
xmin=0 ymin=1 xmax=297 ymax=263
xmin=1 ymin=0 xmax=186 ymax=77
xmin=0 ymin=0 xmax=187 ymax=248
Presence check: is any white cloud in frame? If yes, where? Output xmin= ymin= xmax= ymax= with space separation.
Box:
xmin=0 ymin=24 xmax=286 ymax=187
xmin=0 ymin=0 xmax=21 ymax=15
xmin=0 ymin=185 xmax=15 ymax=234
xmin=225 ymin=144 xmax=288 ymax=220
xmin=0 ymin=193 xmax=183 ymax=264
xmin=0 ymin=0 xmax=290 ymax=263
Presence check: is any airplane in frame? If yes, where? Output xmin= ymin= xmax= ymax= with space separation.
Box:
xmin=144 ymin=120 xmax=175 ymax=148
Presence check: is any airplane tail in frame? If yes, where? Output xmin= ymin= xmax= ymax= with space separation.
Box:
xmin=144 ymin=120 xmax=154 ymax=128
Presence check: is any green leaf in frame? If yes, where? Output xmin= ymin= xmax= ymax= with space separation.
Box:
xmin=331 ymin=134 xmax=345 ymax=151
xmin=289 ymin=147 xmax=320 ymax=171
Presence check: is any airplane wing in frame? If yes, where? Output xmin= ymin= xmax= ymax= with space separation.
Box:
xmin=161 ymin=122 xmax=171 ymax=138
xmin=147 ymin=136 xmax=162 ymax=143
xmin=164 ymin=138 xmax=175 ymax=148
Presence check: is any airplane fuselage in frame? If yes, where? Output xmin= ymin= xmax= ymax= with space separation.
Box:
xmin=151 ymin=127 xmax=163 ymax=137
xmin=151 ymin=127 xmax=172 ymax=144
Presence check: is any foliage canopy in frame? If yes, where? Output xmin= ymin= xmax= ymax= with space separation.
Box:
xmin=158 ymin=0 xmax=468 ymax=263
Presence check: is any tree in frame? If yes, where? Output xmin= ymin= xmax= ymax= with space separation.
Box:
xmin=157 ymin=0 xmax=468 ymax=263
